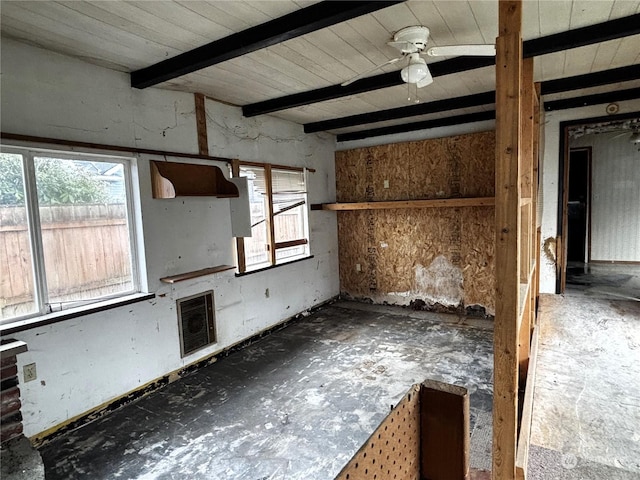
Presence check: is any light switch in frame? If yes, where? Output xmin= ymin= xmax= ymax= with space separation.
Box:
xmin=383 ymin=179 xmax=390 ymax=189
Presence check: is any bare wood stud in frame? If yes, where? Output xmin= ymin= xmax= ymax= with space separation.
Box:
xmin=194 ymin=93 xmax=209 ymax=156
xmin=493 ymin=1 xmax=523 ymax=479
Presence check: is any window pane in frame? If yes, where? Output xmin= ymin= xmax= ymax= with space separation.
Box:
xmin=240 ymin=166 xmax=269 ymax=269
xmin=273 ymin=203 xmax=305 ymax=243
xmin=272 ymin=169 xmax=309 ymax=262
xmin=34 ymin=156 xmax=134 ymax=308
xmin=0 ymin=153 xmax=38 ymax=320
xmin=275 ymin=244 xmax=308 ymax=262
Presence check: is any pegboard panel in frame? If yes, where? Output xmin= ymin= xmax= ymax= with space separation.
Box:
xmin=334 ymin=385 xmax=421 ymax=480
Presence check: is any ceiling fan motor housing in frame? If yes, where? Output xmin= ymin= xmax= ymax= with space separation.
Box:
xmin=392 ymin=26 xmax=430 ymax=53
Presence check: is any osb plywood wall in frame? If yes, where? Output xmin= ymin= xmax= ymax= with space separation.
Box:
xmin=336 ymin=131 xmax=496 ymax=315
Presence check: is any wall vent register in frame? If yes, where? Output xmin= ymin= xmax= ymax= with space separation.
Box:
xmin=177 ymin=291 xmax=216 ymax=357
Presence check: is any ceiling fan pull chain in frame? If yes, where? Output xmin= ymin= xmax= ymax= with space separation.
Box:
xmin=407 ymin=79 xmax=419 ymax=104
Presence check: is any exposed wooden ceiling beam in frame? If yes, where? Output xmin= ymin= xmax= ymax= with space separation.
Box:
xmin=544 ymin=87 xmax=640 ymax=111
xmin=242 ymin=57 xmax=494 ymax=117
xmin=305 ymin=91 xmax=495 ymax=133
xmin=336 ymin=85 xmax=640 ymax=142
xmin=540 ymin=64 xmax=640 ymax=95
xmin=336 ymin=110 xmax=496 ymax=143
xmin=131 ymin=1 xmax=404 ymax=89
xmin=523 ymin=13 xmax=640 ymax=57
xmin=243 ymin=13 xmax=640 ymax=117
xmin=307 ymin=65 xmax=640 ymax=133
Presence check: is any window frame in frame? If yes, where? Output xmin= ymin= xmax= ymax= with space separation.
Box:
xmin=0 ymin=144 xmax=143 ymax=325
xmin=232 ymin=160 xmax=311 ymax=274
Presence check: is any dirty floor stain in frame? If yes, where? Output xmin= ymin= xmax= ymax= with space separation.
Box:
xmin=529 ymin=286 xmax=640 ymax=479
xmin=39 ymin=301 xmax=494 ymax=480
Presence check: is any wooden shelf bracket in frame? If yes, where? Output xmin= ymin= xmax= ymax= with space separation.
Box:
xmin=151 ymin=160 xmax=239 ymax=198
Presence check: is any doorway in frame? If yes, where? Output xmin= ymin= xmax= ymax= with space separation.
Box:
xmin=566 ymin=148 xmax=591 ymax=267
xmin=557 ymin=112 xmax=640 ymax=294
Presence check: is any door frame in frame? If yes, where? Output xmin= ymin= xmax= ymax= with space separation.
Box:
xmin=556 ymin=110 xmax=639 ymax=293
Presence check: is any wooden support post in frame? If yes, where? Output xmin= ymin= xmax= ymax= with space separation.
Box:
xmin=519 ymin=58 xmax=534 ymax=284
xmin=493 ymin=1 xmax=522 ymax=479
xmin=194 ymin=93 xmax=208 ymax=156
xmin=533 ymin=83 xmax=542 ymax=306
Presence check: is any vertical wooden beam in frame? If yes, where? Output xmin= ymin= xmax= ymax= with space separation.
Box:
xmin=265 ymin=164 xmax=277 ymax=265
xmin=194 ymin=93 xmax=209 ymax=156
xmin=420 ymin=380 xmax=470 ymax=480
xmin=533 ymin=83 xmax=541 ymax=304
xmin=494 ymin=1 xmax=522 ymax=479
xmin=520 ymin=57 xmax=535 ymax=285
xmin=520 ymin=58 xmax=534 ymax=200
xmin=231 ymin=159 xmax=246 ymax=273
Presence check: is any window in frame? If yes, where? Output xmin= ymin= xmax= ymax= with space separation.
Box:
xmin=235 ymin=163 xmax=310 ymax=273
xmin=0 ymin=146 xmax=140 ymax=323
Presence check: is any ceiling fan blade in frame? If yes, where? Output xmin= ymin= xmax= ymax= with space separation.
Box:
xmin=341 ymin=57 xmax=402 ymax=87
xmin=416 ymin=66 xmax=433 ymax=88
xmin=426 ymin=44 xmax=496 ymax=57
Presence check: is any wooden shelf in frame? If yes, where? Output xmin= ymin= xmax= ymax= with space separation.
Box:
xmin=151 ymin=160 xmax=239 ymax=199
xmin=160 ymin=265 xmax=235 ymax=284
xmin=311 ymin=197 xmax=495 ymax=211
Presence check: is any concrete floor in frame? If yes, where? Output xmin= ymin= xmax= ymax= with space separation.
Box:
xmin=39 ymin=301 xmax=494 ymax=479
xmin=529 ymin=264 xmax=640 ymax=479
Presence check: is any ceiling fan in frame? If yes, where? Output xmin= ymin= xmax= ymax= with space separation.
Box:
xmin=341 ymin=26 xmax=495 ymax=102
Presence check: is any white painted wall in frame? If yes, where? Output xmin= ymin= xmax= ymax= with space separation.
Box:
xmin=1 ymin=38 xmax=339 ymax=438
xmin=570 ymin=131 xmax=640 ymax=262
xmin=539 ymin=100 xmax=640 ymax=293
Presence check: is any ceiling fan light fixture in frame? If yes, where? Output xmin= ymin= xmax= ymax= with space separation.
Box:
xmin=400 ymin=56 xmax=429 ymax=84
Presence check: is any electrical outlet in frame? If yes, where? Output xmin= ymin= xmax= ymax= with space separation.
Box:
xmin=383 ymin=179 xmax=390 ymax=189
xmin=24 ymin=363 xmax=37 ymax=383
xmin=356 ymin=263 xmax=361 ymax=272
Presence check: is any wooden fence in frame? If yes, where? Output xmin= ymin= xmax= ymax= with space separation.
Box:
xmin=1 ymin=204 xmax=131 ymax=318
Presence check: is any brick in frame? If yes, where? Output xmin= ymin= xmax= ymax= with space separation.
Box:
xmin=0 ymin=420 xmax=24 ymax=444
xmin=0 ymin=364 xmax=18 ymax=382
xmin=1 ymin=387 xmax=21 ymax=417
xmin=1 ymin=355 xmax=17 ymax=368
xmin=0 ymin=377 xmax=18 ymax=391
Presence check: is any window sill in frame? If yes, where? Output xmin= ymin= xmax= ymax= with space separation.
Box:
xmin=235 ymin=255 xmax=314 ymax=277
xmin=0 ymin=293 xmax=156 ymax=335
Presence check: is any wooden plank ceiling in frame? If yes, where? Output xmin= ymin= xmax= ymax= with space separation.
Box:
xmin=1 ymin=0 xmax=639 ymax=139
